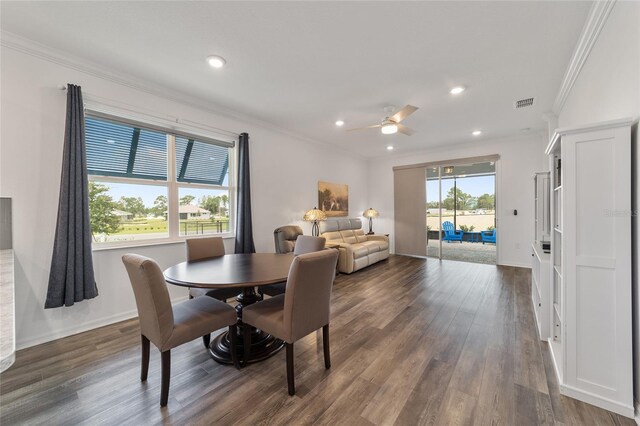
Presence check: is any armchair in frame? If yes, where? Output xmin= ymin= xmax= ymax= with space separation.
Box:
xmin=482 ymin=228 xmax=496 ymax=244
xmin=442 ymin=221 xmax=464 ymax=243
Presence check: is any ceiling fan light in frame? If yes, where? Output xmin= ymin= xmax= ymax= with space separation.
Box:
xmin=381 ymin=123 xmax=398 ymax=135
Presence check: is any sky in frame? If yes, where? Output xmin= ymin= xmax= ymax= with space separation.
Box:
xmin=426 ymin=175 xmax=495 ymax=202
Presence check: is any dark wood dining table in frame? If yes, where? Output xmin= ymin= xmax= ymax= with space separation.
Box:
xmin=163 ymin=253 xmax=294 ymax=365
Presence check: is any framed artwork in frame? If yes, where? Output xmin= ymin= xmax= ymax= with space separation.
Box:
xmin=318 ymin=181 xmax=348 ymax=217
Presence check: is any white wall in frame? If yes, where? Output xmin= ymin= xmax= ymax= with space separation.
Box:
xmin=0 ymin=45 xmax=368 ymax=349
xmin=556 ymin=1 xmax=640 ymax=408
xmin=367 ymin=134 xmax=547 ymax=268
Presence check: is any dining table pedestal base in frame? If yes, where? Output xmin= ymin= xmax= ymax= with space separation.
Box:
xmin=208 ymin=286 xmax=284 ymax=365
xmin=209 ymin=328 xmax=284 ymax=365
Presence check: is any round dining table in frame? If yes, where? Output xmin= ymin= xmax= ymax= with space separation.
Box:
xmin=163 ymin=253 xmax=294 ymax=365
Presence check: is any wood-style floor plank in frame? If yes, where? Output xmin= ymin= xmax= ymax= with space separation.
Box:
xmin=0 ymin=255 xmax=634 ymax=426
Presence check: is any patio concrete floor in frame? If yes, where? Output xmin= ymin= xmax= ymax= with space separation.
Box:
xmin=427 ymin=239 xmax=496 ymax=265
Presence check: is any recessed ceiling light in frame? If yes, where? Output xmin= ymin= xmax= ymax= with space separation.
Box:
xmin=450 ymin=86 xmax=466 ymax=95
xmin=206 ymin=55 xmax=226 ymax=68
xmin=335 ymin=120 xmax=344 ymax=127
xmin=472 ymin=130 xmax=482 ymax=136
xmin=387 ymin=146 xmax=394 ymax=151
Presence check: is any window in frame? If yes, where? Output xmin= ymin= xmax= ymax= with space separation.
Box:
xmin=85 ymin=114 xmax=234 ymax=245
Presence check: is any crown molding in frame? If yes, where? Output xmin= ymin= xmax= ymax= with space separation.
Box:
xmin=551 ymin=0 xmax=616 ymax=114
xmin=0 ymin=30 xmax=366 ymax=160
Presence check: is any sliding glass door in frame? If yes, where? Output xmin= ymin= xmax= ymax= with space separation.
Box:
xmin=426 ymin=161 xmax=497 ymax=264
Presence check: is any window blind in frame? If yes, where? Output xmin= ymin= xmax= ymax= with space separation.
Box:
xmin=85 ymin=117 xmax=167 ymax=180
xmin=175 ymin=137 xmax=229 ymax=186
xmin=85 ymin=115 xmax=230 ymax=185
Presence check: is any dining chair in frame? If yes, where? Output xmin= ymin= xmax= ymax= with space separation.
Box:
xmin=122 ymin=254 xmax=239 ymax=407
xmin=259 ymin=235 xmax=326 ymax=297
xmin=242 ymin=249 xmax=339 ymax=395
xmin=186 ymin=237 xmax=240 ymax=348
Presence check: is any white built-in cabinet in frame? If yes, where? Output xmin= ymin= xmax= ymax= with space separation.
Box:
xmin=532 ymin=172 xmax=551 ymax=341
xmin=545 ymin=118 xmax=635 ymax=418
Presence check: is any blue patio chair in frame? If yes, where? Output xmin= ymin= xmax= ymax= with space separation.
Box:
xmin=482 ymin=228 xmax=496 ymax=244
xmin=442 ymin=221 xmax=464 ymax=243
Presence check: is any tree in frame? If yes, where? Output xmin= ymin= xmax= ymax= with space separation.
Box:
xmin=477 ymin=193 xmax=495 ymax=210
xmin=151 ymin=195 xmax=167 ymax=217
xmin=220 ymin=194 xmax=229 ymax=209
xmin=200 ymin=195 xmax=221 ymax=216
xmin=180 ymin=194 xmax=196 ymax=205
xmin=88 ymin=182 xmax=121 ymax=240
xmin=118 ymin=196 xmax=146 ymax=218
xmin=442 ymin=187 xmax=473 ymax=211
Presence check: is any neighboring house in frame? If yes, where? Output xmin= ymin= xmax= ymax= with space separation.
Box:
xmin=179 ymin=204 xmax=211 ymax=220
xmin=112 ymin=209 xmax=133 ymax=221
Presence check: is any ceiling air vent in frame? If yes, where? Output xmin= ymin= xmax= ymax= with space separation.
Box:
xmin=514 ymin=97 xmax=535 ymax=109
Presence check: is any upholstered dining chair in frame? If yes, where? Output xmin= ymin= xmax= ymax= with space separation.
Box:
xmin=122 ymin=254 xmax=239 ymax=407
xmin=259 ymin=235 xmax=326 ymax=297
xmin=242 ymin=249 xmax=339 ymax=395
xmin=186 ymin=237 xmax=240 ymax=348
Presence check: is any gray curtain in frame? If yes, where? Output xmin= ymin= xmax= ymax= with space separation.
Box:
xmin=234 ymin=132 xmax=256 ymax=253
xmin=45 ymin=84 xmax=98 ymax=308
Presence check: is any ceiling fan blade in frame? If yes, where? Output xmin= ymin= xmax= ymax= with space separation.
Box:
xmin=390 ymin=105 xmax=418 ymax=123
xmin=397 ymin=124 xmax=415 ymax=136
xmin=346 ymin=124 xmax=382 ymax=132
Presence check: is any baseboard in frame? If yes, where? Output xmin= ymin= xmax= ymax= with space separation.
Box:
xmin=497 ymin=261 xmax=531 ymax=269
xmin=16 ymin=295 xmax=189 ymax=350
xmin=560 ymin=383 xmax=635 ymax=419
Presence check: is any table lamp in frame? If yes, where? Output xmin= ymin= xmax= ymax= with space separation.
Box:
xmin=303 ymin=207 xmax=327 ymax=237
xmin=363 ymin=208 xmax=379 ymax=235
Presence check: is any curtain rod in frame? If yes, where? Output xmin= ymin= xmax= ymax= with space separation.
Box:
xmin=58 ymin=84 xmax=240 ymax=140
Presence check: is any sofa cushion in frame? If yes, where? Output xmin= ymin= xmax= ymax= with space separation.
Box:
xmin=370 ymin=240 xmax=389 ymax=251
xmin=320 ymin=218 xmax=363 ymax=233
xmin=323 ymin=231 xmax=343 ymax=242
xmin=360 ymin=241 xmax=382 ymax=254
xmin=354 ymin=229 xmax=367 ymax=243
xmin=340 ymin=230 xmax=358 ymax=244
xmin=352 ymin=244 xmax=369 ymax=258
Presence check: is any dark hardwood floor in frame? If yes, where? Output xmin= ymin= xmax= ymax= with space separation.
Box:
xmin=0 ymin=255 xmax=634 ymax=425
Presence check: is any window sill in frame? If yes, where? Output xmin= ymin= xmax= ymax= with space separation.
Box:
xmin=91 ymin=233 xmax=236 ymax=252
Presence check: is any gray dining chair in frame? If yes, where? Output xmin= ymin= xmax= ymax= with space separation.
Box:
xmin=242 ymin=249 xmax=339 ymax=395
xmin=260 ymin=235 xmax=326 ymax=298
xmin=122 ymin=253 xmax=239 ymax=407
xmin=186 ymin=237 xmax=240 ymax=348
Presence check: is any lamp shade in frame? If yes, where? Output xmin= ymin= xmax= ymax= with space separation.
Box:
xmin=303 ymin=207 xmax=327 ymax=222
xmin=362 ymin=208 xmax=379 ymax=218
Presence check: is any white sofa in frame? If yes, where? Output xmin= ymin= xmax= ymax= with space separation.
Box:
xmin=320 ymin=218 xmax=389 ymax=274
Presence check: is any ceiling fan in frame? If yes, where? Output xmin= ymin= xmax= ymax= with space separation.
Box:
xmin=347 ymin=105 xmax=418 ymax=136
